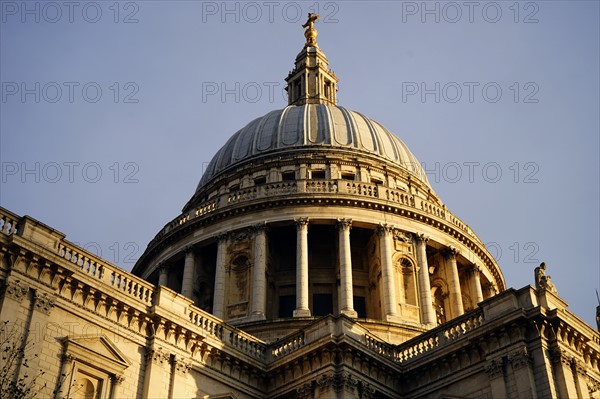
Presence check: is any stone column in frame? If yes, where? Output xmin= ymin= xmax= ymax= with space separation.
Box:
xmin=445 ymin=247 xmax=464 ymax=318
xmin=212 ymin=234 xmax=228 ymax=319
xmin=470 ymin=264 xmax=484 ymax=306
xmin=250 ymin=223 xmax=268 ymax=320
xmin=415 ymin=234 xmax=436 ymax=326
xmin=378 ymin=224 xmax=397 ymax=320
xmin=181 ymin=247 xmax=195 ymax=299
xmin=337 ymin=218 xmax=357 ymax=317
xmin=158 ymin=263 xmax=169 ymax=287
xmin=294 ymin=218 xmax=311 ymax=317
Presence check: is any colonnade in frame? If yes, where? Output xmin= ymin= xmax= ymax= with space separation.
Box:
xmin=158 ymin=219 xmax=488 ymax=325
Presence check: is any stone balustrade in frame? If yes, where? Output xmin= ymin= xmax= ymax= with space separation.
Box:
xmin=0 ymin=208 xmax=20 ymax=235
xmin=148 ymin=179 xmax=477 ymax=247
xmin=271 ymin=330 xmax=306 ymax=359
xmin=364 ymin=308 xmax=485 ymax=364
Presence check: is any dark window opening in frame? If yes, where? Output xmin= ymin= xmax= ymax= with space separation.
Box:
xmin=313 ymin=294 xmax=333 ymax=316
xmin=311 ymin=170 xmax=326 ymax=179
xmin=371 ymin=178 xmax=384 ymax=185
xmin=229 ymin=184 xmax=240 ymax=192
xmin=341 ymin=173 xmax=355 ymax=181
xmin=278 ymin=295 xmax=295 ymax=318
xmin=282 ymin=171 xmax=296 ymax=181
xmin=254 ymin=176 xmax=266 ymax=185
xmin=354 ymin=296 xmax=367 ymax=318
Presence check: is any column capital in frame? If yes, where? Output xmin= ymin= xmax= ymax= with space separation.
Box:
xmin=5 ymin=279 xmax=29 ymax=303
xmin=251 ymin=221 xmax=268 ymax=234
xmin=377 ymin=223 xmax=394 ymax=236
xmin=184 ymin=245 xmax=195 ymax=254
xmin=294 ymin=217 xmax=310 ymax=229
xmin=443 ymin=246 xmax=460 ymax=259
xmin=470 ymin=264 xmax=482 ymax=274
xmin=484 ymin=358 xmax=504 ymax=379
xmin=157 ymin=261 xmax=169 ymax=272
xmin=33 ymin=291 xmax=56 ymax=315
xmin=216 ymin=232 xmax=230 ymax=243
xmin=414 ymin=232 xmax=430 ymax=244
xmin=110 ymin=374 xmax=125 ymax=384
xmin=336 ymin=218 xmax=352 ymax=230
xmin=509 ymin=347 xmax=532 ymax=369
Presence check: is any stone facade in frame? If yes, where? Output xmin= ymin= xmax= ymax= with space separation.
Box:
xmin=1 ymin=209 xmax=599 ymax=398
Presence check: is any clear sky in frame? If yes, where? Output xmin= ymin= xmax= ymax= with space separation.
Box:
xmin=1 ymin=1 xmax=598 ymax=326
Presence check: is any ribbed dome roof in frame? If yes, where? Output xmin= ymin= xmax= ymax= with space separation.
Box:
xmin=196 ymin=104 xmax=429 ymax=191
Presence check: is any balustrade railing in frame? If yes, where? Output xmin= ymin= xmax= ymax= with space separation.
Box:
xmin=271 ymin=330 xmax=306 ymax=359
xmin=364 ymin=308 xmax=485 ymax=363
xmin=56 ymin=241 xmax=155 ymax=306
xmin=0 ymin=208 xmax=20 ymax=235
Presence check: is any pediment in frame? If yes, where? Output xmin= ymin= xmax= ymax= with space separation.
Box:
xmin=64 ymin=334 xmax=131 ymax=373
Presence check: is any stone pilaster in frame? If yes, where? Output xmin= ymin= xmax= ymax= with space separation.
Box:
xmin=337 ymin=218 xmax=356 ymax=317
xmin=485 ymin=357 xmax=507 ymax=399
xmin=550 ymin=348 xmax=580 ymax=399
xmin=414 ymin=234 xmax=435 ymax=326
xmin=294 ymin=218 xmax=311 ymax=317
xmin=508 ymin=347 xmax=538 ymax=399
xmin=142 ymin=346 xmax=171 ymax=399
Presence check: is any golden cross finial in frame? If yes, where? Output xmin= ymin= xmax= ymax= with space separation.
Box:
xmin=302 ymin=13 xmax=320 ymax=47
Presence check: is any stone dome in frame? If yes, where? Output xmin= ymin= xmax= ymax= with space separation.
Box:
xmin=196 ymin=104 xmax=430 ymax=191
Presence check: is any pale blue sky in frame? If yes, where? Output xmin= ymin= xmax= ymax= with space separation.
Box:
xmin=1 ymin=1 xmax=598 ymax=326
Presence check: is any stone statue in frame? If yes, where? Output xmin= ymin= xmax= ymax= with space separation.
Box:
xmin=534 ymin=262 xmax=557 ymax=293
xmin=534 ymin=262 xmax=546 ymax=290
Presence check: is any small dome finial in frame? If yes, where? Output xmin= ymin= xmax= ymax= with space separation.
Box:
xmin=302 ymin=13 xmax=320 ymax=47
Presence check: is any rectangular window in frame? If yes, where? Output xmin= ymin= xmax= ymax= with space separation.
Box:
xmin=282 ymin=171 xmax=296 ymax=181
xmin=313 ymin=293 xmax=333 ymax=316
xmin=278 ymin=295 xmax=296 ymax=318
xmin=254 ymin=176 xmax=266 ymax=185
xmin=341 ymin=173 xmax=355 ymax=181
xmin=311 ymin=170 xmax=326 ymax=179
xmin=371 ymin=178 xmax=384 ymax=185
